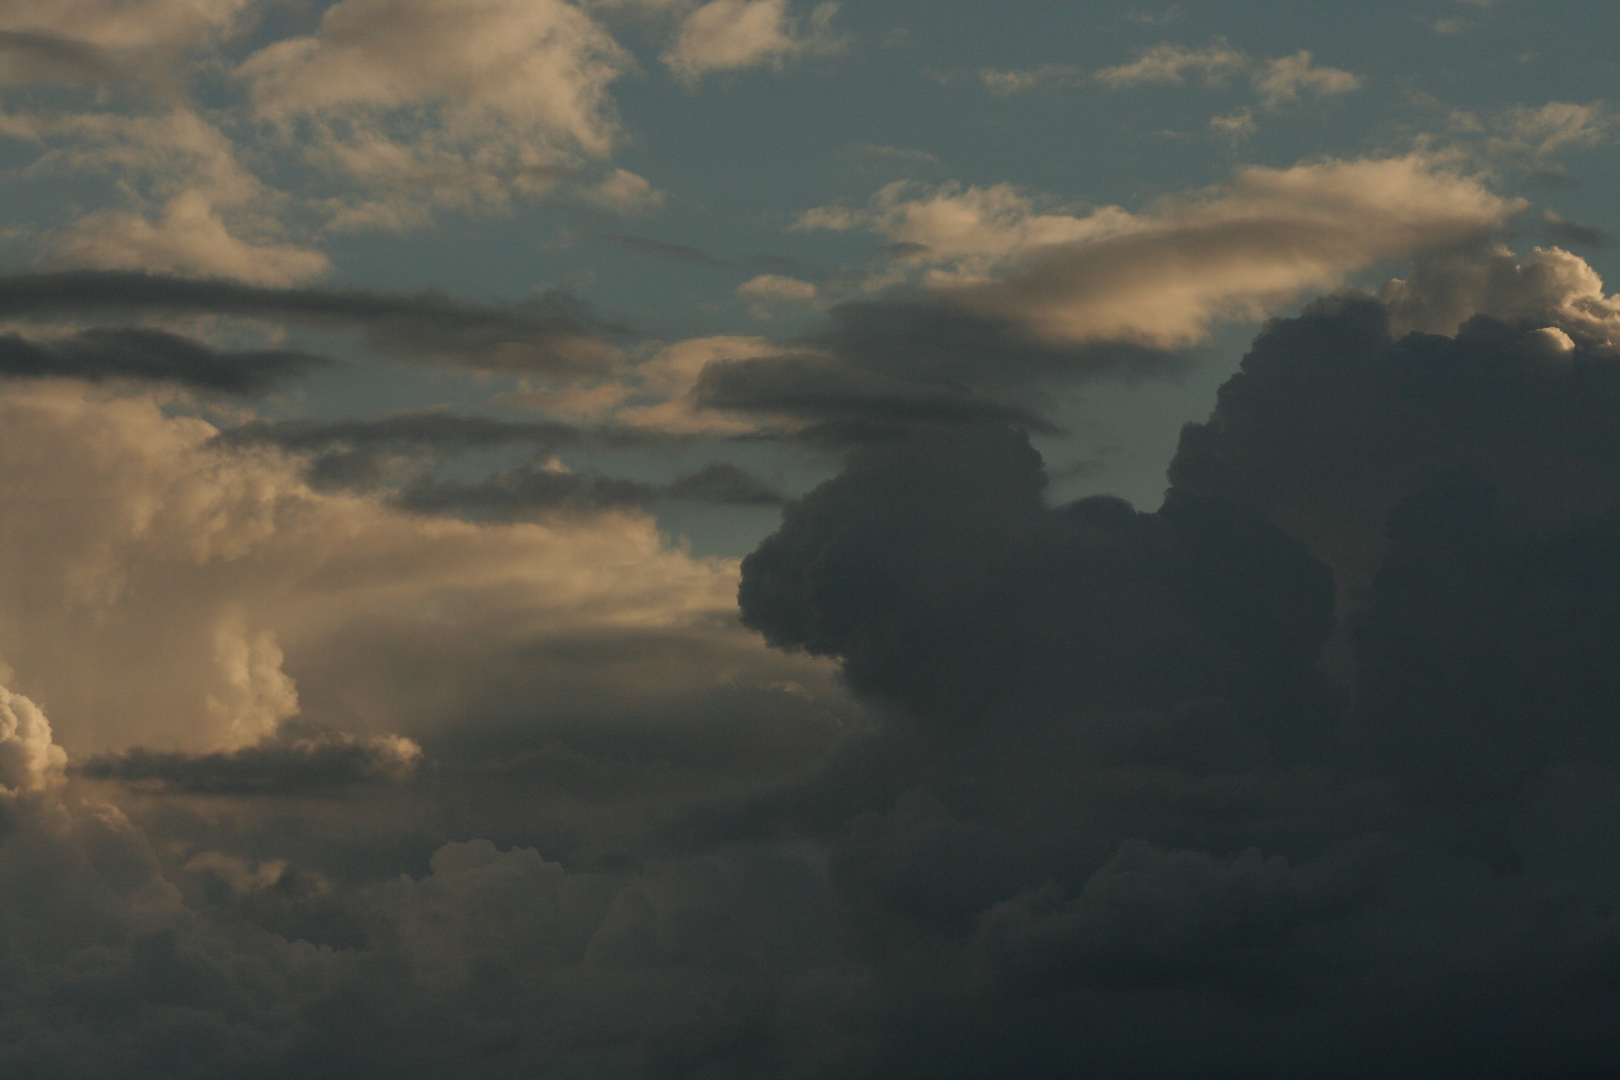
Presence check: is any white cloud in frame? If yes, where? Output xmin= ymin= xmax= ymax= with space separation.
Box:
xmin=664 ymin=0 xmax=842 ymax=80
xmin=1382 ymin=243 xmax=1620 ymax=344
xmin=798 ymin=155 xmax=1522 ymax=350
xmin=239 ymin=0 xmax=633 ymax=223
xmin=1094 ymin=40 xmax=1249 ymax=87
xmin=0 ymin=383 xmax=842 ymax=756
xmin=0 ymin=684 xmax=65 ymax=792
xmin=1096 ymin=40 xmax=1360 ymax=112
xmin=1489 ymin=100 xmax=1616 ymax=160
xmin=1253 ymin=51 xmax=1361 ymax=109
xmin=0 ymin=107 xmax=330 ymax=282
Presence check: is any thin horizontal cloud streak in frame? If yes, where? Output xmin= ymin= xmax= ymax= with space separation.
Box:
xmin=0 ymin=269 xmax=627 ymax=373
xmin=0 ymin=325 xmax=326 ymax=394
xmin=78 ymin=721 xmax=422 ymax=794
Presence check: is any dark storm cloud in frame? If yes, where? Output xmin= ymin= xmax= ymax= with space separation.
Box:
xmin=0 ymin=270 xmax=625 ymax=373
xmin=13 ymin=290 xmax=1620 ymax=1079
xmin=0 ymin=325 xmax=325 ymax=393
xmin=77 ymin=722 xmax=420 ymax=794
xmin=1169 ymin=293 xmax=1620 ymax=599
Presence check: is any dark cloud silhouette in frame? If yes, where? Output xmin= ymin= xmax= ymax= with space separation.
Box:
xmin=11 ymin=286 xmax=1620 ymax=1078
xmin=1170 ymin=293 xmax=1620 ymax=601
xmin=0 ymin=325 xmax=326 ymax=393
xmin=0 ymin=270 xmax=625 ymax=373
xmin=78 ymin=722 xmax=421 ymax=794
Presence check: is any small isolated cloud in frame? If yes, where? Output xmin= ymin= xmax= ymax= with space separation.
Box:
xmin=1094 ymin=40 xmax=1250 ymax=87
xmin=1096 ymin=39 xmax=1360 ymax=112
xmin=664 ymin=0 xmax=843 ymax=80
xmin=979 ymin=64 xmax=1081 ymax=96
xmin=1209 ymin=108 xmax=1257 ymax=140
xmin=1488 ymin=100 xmax=1616 ymax=161
xmin=737 ymin=273 xmax=819 ymax=315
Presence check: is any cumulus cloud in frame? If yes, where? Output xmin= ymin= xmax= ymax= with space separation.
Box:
xmin=0 ymin=382 xmax=840 ymax=761
xmin=664 ymin=0 xmax=842 ymax=80
xmin=238 ymin=0 xmax=635 ymax=224
xmin=0 ymin=108 xmax=331 ymax=283
xmin=1172 ymin=247 xmax=1620 ymax=602
xmin=6 ymin=254 xmax=1620 ymax=1078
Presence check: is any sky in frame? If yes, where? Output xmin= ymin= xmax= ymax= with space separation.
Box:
xmin=3 ymin=1 xmax=1620 ymax=1077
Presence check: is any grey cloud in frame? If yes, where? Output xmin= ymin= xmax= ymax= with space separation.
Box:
xmin=14 ymin=267 xmax=1620 ymax=1077
xmin=694 ymin=351 xmax=1063 ymax=441
xmin=0 ymin=325 xmax=326 ymax=394
xmin=0 ymin=30 xmax=131 ymax=86
xmin=393 ymin=458 xmax=785 ymax=518
xmin=589 ymin=231 xmax=737 ymax=267
xmin=1543 ymin=212 xmax=1611 ymax=248
xmin=1169 ymin=292 xmax=1620 ymax=601
xmin=217 ymin=412 xmax=588 ymax=488
xmin=77 ymin=722 xmax=421 ymax=794
xmin=0 ymin=270 xmax=626 ymax=373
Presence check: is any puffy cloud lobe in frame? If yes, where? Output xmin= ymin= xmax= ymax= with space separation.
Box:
xmin=0 ymin=685 xmax=65 ymax=792
xmin=664 ymin=0 xmax=842 ymax=81
xmin=1170 ymin=284 xmax=1620 ymax=600
xmin=0 ymin=382 xmax=840 ymax=761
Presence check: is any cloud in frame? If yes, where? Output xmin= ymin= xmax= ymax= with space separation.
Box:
xmin=238 ymin=0 xmax=634 ymax=223
xmin=978 ymin=64 xmax=1081 ymax=96
xmin=78 ymin=721 xmax=422 ymax=794
xmin=664 ymin=0 xmax=843 ymax=80
xmin=0 ymin=108 xmax=331 ymax=283
xmin=0 ymin=269 xmax=625 ymax=374
xmin=0 ymin=382 xmax=841 ymax=762
xmin=0 ymin=29 xmax=134 ymax=87
xmin=1093 ymin=40 xmax=1250 ymax=87
xmin=1095 ymin=40 xmax=1360 ymax=111
xmin=9 ymin=260 xmax=1620 ymax=1077
xmin=0 ymin=325 xmax=325 ymax=394
xmin=798 ymin=156 xmax=1520 ymax=352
